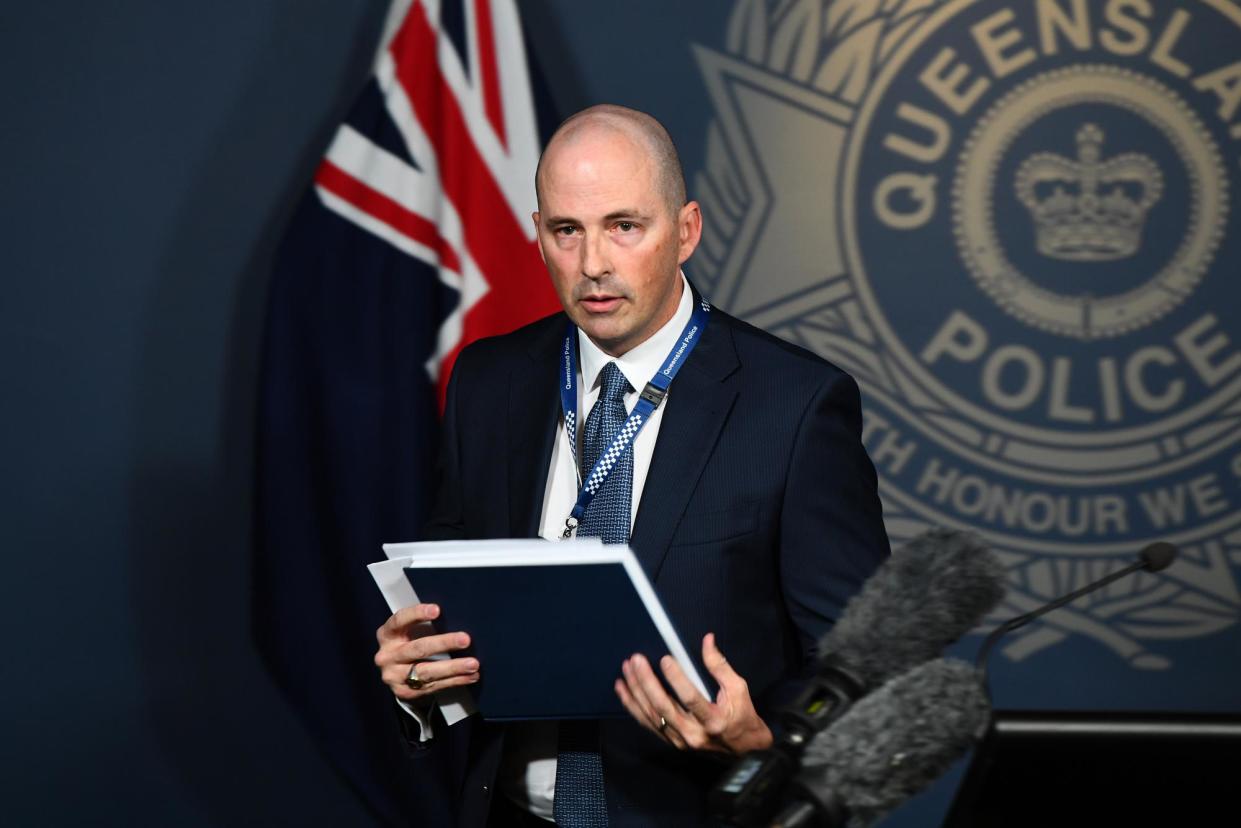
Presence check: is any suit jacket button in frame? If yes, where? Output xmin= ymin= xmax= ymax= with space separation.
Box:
xmin=482 ymin=785 xmax=490 ymax=796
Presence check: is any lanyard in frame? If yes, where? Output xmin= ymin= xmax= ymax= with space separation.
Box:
xmin=558 ymin=295 xmax=711 ymax=539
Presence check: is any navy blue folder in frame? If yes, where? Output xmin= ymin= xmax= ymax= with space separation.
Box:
xmin=404 ymin=558 xmax=708 ymax=720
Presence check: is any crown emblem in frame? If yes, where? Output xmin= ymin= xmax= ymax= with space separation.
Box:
xmin=1015 ymin=123 xmax=1163 ymax=261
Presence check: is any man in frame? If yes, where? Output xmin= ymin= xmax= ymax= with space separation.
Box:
xmin=373 ymin=105 xmax=889 ymax=827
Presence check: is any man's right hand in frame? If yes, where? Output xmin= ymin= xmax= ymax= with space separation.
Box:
xmin=374 ymin=603 xmax=479 ymax=703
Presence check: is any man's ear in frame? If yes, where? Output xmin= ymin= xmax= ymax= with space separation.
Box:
xmin=532 ymin=212 xmax=547 ymax=264
xmin=677 ymin=201 xmax=703 ymax=265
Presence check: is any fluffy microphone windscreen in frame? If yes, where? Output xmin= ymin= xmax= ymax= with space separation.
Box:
xmin=801 ymin=658 xmax=991 ymax=826
xmin=818 ymin=529 xmax=1006 ymax=686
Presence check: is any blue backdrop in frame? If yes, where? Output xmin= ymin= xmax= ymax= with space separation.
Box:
xmin=4 ymin=1 xmax=1238 ymax=824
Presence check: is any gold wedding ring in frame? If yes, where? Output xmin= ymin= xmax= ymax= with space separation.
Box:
xmin=406 ymin=662 xmax=428 ymax=690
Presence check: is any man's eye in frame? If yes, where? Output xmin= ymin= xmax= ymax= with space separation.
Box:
xmin=616 ymin=221 xmax=636 ymax=232
xmin=556 ymin=226 xmax=578 ymax=236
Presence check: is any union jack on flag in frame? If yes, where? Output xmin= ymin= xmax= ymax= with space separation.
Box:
xmin=256 ymin=1 xmax=558 ymax=824
xmin=314 ymin=0 xmax=558 ymax=404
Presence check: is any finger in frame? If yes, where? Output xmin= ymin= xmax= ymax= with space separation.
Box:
xmin=385 ymin=656 xmax=479 ymax=697
xmin=659 ymin=654 xmax=713 ymax=722
xmin=405 ymin=655 xmax=480 ymax=684
xmin=620 ymin=657 xmax=663 ymax=730
xmin=698 ymin=634 xmax=754 ymax=740
xmin=384 ymin=630 xmax=466 ymax=670
xmin=377 ymin=604 xmax=440 ymax=642
xmin=614 ymin=678 xmax=657 ymax=735
xmin=701 ymin=634 xmax=769 ymax=748
xmin=615 ymin=677 xmax=687 ymax=750
xmin=382 ymin=658 xmax=471 ymax=694
xmin=628 ymin=654 xmax=685 ymax=715
xmin=401 ymin=630 xmax=471 ymax=663
xmin=391 ymin=670 xmax=479 ymax=701
xmin=702 ymin=633 xmax=747 ymax=697
xmin=628 ymin=655 xmax=708 ymax=749
xmin=660 ymin=719 xmax=688 ymax=750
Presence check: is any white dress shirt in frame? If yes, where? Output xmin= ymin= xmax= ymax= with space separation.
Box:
xmin=500 ymin=275 xmax=693 ymax=819
xmin=405 ymin=275 xmax=694 ymax=821
xmin=538 ymin=272 xmax=692 ymax=543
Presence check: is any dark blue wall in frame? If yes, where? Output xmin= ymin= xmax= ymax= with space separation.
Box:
xmin=3 ymin=2 xmax=388 ymax=823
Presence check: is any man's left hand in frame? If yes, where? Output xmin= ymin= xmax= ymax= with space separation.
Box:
xmin=614 ymin=632 xmax=773 ymax=755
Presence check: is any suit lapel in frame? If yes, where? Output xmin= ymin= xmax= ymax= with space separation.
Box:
xmin=507 ymin=319 xmax=564 ymax=538
xmin=630 ymin=316 xmax=740 ymax=580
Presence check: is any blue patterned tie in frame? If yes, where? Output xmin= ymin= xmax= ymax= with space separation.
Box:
xmin=576 ymin=361 xmax=634 ymax=544
xmin=553 ymin=361 xmax=632 ymax=826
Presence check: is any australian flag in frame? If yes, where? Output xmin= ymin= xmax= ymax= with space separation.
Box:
xmin=255 ymin=0 xmax=560 ymax=823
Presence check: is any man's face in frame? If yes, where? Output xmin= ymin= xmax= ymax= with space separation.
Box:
xmin=533 ymin=130 xmax=701 ymax=356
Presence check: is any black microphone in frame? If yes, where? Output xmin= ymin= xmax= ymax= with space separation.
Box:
xmin=770 ymin=658 xmax=991 ymax=828
xmin=975 ymin=541 xmax=1179 ymax=678
xmin=710 ymin=529 xmax=1005 ymax=824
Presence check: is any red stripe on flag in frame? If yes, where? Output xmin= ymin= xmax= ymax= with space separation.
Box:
xmin=393 ymin=2 xmax=560 ymax=407
xmin=473 ymin=0 xmax=507 ymax=149
xmin=314 ymin=158 xmax=462 ymax=275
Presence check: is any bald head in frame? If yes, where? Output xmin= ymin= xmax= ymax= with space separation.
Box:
xmin=530 ymin=104 xmax=703 ymax=357
xmin=536 ymin=104 xmax=687 ymax=215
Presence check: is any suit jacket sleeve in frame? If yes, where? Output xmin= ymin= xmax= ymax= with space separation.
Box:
xmin=391 ymin=347 xmax=468 ymax=752
xmin=424 ymin=346 xmax=471 ymax=542
xmin=779 ymin=369 xmax=889 ymax=665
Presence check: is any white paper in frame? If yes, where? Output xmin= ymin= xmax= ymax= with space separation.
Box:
xmin=382 ymin=537 xmax=594 ymax=561
xmin=367 ymin=557 xmax=471 ymax=723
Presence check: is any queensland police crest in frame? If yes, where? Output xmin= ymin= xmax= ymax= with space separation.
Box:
xmin=695 ymin=0 xmax=1241 ymax=669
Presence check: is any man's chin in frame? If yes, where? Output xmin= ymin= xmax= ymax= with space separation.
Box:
xmin=576 ymin=321 xmax=633 ymax=357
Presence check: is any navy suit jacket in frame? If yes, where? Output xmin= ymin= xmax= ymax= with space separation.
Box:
xmin=412 ymin=302 xmax=889 ymax=827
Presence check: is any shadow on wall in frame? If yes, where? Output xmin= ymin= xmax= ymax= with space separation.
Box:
xmin=126 ymin=2 xmax=386 ymax=824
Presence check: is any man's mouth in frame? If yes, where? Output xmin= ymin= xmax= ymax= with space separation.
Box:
xmin=580 ymin=295 xmax=623 ymax=313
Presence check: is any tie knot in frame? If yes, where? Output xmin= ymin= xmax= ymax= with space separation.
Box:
xmin=598 ymin=362 xmax=632 ymax=404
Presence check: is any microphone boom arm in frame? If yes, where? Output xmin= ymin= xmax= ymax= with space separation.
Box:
xmin=976 ymin=542 xmax=1178 ymax=680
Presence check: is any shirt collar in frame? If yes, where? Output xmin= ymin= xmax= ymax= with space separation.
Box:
xmin=578 ymin=272 xmax=693 ymax=395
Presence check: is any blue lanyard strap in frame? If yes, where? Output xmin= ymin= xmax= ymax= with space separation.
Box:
xmin=558 ymin=294 xmax=711 ymax=539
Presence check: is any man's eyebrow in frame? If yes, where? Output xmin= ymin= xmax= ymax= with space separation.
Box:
xmin=541 ymin=209 xmax=654 ymax=226
xmin=602 ymin=209 xmax=652 ymax=222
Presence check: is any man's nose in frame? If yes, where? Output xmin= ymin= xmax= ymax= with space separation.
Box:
xmin=580 ymin=231 xmax=610 ymax=280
